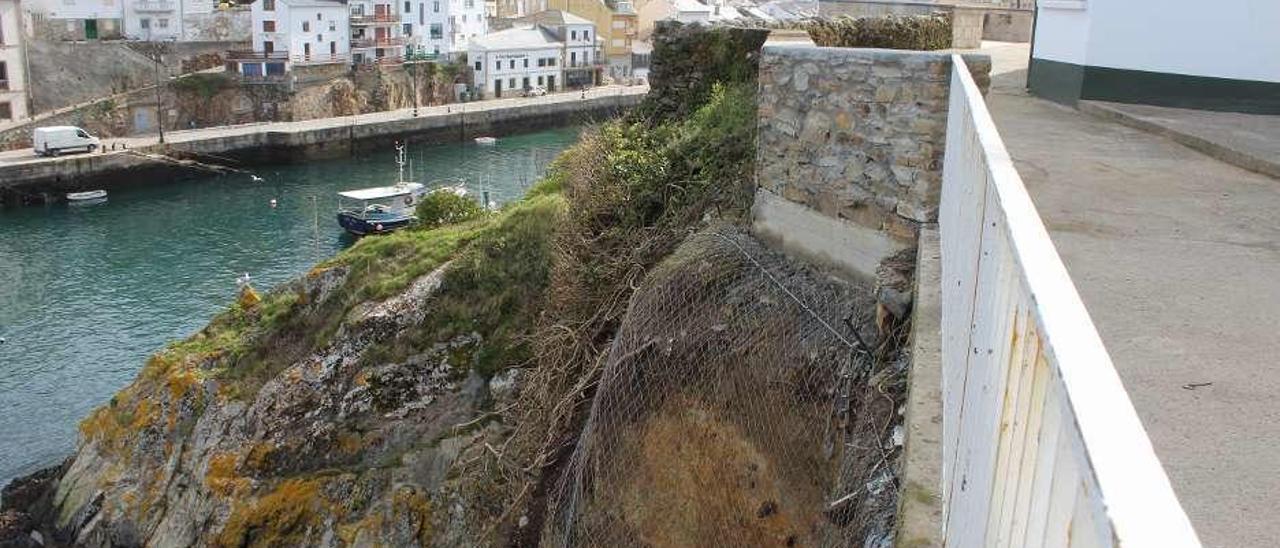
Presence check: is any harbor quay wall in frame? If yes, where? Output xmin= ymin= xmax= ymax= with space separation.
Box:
xmin=0 ymin=90 xmax=644 ymax=204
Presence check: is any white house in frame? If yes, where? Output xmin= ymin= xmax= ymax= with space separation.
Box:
xmin=0 ymin=0 xmax=30 ymax=122
xmin=515 ymin=9 xmax=595 ymax=86
xmin=123 ymin=0 xmax=251 ymax=42
xmin=349 ymin=0 xmax=405 ymax=63
xmin=469 ymin=24 xmax=560 ymax=97
xmin=233 ymin=0 xmax=348 ymax=77
xmin=1030 ymin=0 xmax=1280 ymax=113
xmin=405 ymin=0 xmax=485 ymax=58
xmin=26 ymin=0 xmax=125 ymax=40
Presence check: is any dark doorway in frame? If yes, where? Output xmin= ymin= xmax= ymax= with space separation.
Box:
xmin=495 ymin=79 xmax=502 ymax=98
xmin=84 ymin=19 xmax=98 ymax=40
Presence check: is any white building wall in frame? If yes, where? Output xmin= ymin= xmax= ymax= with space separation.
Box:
xmin=1085 ymin=0 xmax=1279 ymax=83
xmin=1034 ymin=0 xmax=1280 ymax=83
xmin=0 ymin=0 xmax=30 ymax=122
xmin=27 ymin=0 xmax=122 ymax=21
xmin=562 ymin=21 xmax=593 ymax=67
xmin=471 ymin=44 xmax=560 ymax=96
xmin=251 ymin=0 xmax=348 ymax=61
xmin=415 ymin=0 xmax=484 ymax=56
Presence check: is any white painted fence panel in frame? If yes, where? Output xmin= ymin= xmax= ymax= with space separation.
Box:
xmin=936 ymin=55 xmax=1201 ymax=548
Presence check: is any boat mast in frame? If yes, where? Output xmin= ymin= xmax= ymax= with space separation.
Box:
xmin=396 ymin=141 xmax=407 ymax=184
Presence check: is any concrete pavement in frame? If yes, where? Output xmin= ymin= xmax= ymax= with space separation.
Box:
xmin=979 ymin=41 xmax=1280 ymax=547
xmin=0 ymin=85 xmax=647 ymax=166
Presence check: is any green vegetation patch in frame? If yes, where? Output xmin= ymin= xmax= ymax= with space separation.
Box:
xmin=765 ymin=14 xmax=954 ymax=50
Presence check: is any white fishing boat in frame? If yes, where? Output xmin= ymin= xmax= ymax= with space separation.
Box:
xmin=66 ymin=190 xmax=107 ymax=202
xmin=474 ymin=136 xmax=497 ymax=146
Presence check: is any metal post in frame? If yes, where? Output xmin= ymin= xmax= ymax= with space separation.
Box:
xmin=154 ymin=54 xmax=166 ymax=144
xmin=412 ymin=60 xmax=419 ymax=117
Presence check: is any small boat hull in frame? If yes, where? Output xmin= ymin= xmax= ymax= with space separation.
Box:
xmin=67 ymin=190 xmax=107 ymax=201
xmin=474 ymin=137 xmax=497 ymax=146
xmin=337 ymin=211 xmax=416 ymax=236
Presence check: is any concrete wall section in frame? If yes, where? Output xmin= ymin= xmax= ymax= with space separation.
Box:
xmin=754 ymin=45 xmax=990 ymax=280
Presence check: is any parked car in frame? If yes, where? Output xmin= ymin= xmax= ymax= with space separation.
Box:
xmin=33 ymin=126 xmax=101 ymax=157
xmin=522 ymin=86 xmax=547 ymax=97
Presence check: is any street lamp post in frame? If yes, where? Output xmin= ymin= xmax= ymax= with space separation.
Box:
xmin=153 ymin=53 xmax=166 ymax=144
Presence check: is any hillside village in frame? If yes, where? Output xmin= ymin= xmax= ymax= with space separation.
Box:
xmin=0 ymin=0 xmax=835 ymax=133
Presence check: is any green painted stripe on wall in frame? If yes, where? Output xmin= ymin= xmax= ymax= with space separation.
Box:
xmin=1029 ymin=58 xmax=1280 ymax=115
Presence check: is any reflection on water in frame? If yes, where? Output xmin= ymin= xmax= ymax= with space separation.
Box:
xmin=0 ymin=127 xmax=580 ymax=485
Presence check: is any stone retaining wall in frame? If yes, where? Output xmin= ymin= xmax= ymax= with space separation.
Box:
xmin=752 ymin=45 xmax=989 ymax=278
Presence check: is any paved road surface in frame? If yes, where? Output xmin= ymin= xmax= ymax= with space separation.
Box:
xmin=980 ymin=41 xmax=1280 ymax=547
xmin=0 ymin=85 xmax=647 ymax=165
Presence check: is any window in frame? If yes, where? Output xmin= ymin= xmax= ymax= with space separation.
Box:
xmin=317 ymin=34 xmax=323 ymax=41
xmin=329 ymin=21 xmax=336 ymax=31
xmin=263 ymin=0 xmax=274 ymax=10
xmin=495 ymin=60 xmax=500 ymax=71
xmin=465 ymin=0 xmax=473 ymax=7
xmin=570 ymin=51 xmax=576 ymax=66
xmin=522 ymin=76 xmax=528 ymax=89
xmin=429 ymin=23 xmax=442 ymax=39
xmin=403 ymin=23 xmax=411 ymax=36
xmin=522 ymin=58 xmax=528 ymax=68
xmin=547 ymin=57 xmax=555 ymax=66
xmin=330 ymin=41 xmax=336 ymax=54
xmin=404 ymin=1 xmax=411 ymax=12
xmin=537 ymin=58 xmax=544 ymax=67
xmin=316 ymin=12 xmax=322 ymax=20
xmin=0 ymin=102 xmax=13 ymax=122
xmin=432 ymin=0 xmax=439 ymax=12
xmin=262 ymin=20 xmax=275 ymax=32
xmin=462 ymin=14 xmax=466 ymax=22
xmin=508 ymin=59 xmax=514 ymax=69
xmin=419 ymin=3 xmax=424 ymax=25
xmin=140 ymin=18 xmax=150 ymax=29
xmin=304 ymin=42 xmax=311 ymax=56
xmin=537 ymin=75 xmax=543 ymax=86
xmin=508 ymin=78 xmax=515 ymax=89
xmin=584 ymin=31 xmax=589 ymax=41
xmin=263 ymin=40 xmax=274 ymax=54
xmin=570 ymin=30 xmax=576 ymax=40
xmin=76 ymin=129 xmax=89 ymax=138
xmin=302 ymin=21 xmax=310 ymax=32
xmin=475 ymin=60 xmax=481 ymax=71
xmin=0 ymin=62 xmax=6 ymax=90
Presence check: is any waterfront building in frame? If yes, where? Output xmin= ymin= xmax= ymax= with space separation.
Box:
xmin=404 ymin=0 xmax=486 ymax=59
xmin=25 ymin=0 xmax=124 ymax=40
xmin=0 ymin=0 xmax=30 ymax=122
xmin=348 ymin=0 xmax=405 ymax=63
xmin=1030 ymin=0 xmax=1280 ymax=114
xmin=231 ymin=0 xmax=349 ymax=78
xmin=468 ymin=11 xmax=597 ymax=98
xmin=122 ymin=0 xmax=251 ymax=42
xmin=495 ymin=0 xmax=635 ymax=80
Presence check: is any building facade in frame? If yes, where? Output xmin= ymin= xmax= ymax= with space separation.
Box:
xmin=234 ymin=0 xmax=348 ymax=77
xmin=26 ymin=0 xmax=124 ymax=40
xmin=636 ymin=0 xmax=708 ymax=39
xmin=496 ymin=0 xmax=635 ymax=78
xmin=469 ymin=12 xmax=598 ymax=97
xmin=407 ymin=0 xmax=485 ymax=58
xmin=0 ymin=0 xmax=30 ymax=122
xmin=1030 ymin=0 xmax=1280 ymax=113
xmin=349 ymin=0 xmax=404 ymax=63
xmin=123 ymin=0 xmax=251 ymax=42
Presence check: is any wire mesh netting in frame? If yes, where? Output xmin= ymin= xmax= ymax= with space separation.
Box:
xmin=541 ymin=226 xmax=904 ymax=547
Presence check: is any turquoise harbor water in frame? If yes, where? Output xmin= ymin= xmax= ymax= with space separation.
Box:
xmin=0 ymin=127 xmax=580 ymax=486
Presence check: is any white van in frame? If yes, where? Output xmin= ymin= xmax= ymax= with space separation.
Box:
xmin=33 ymin=126 xmax=101 ymax=157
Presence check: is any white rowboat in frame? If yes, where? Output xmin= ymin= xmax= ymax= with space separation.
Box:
xmin=474 ymin=137 xmax=497 ymax=145
xmin=66 ymin=190 xmax=107 ymax=201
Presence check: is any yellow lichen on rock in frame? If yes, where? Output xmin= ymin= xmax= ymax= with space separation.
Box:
xmin=205 ymin=452 xmax=250 ymax=498
xmin=215 ymin=478 xmax=325 ymax=548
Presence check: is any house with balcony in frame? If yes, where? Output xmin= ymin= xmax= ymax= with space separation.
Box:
xmin=495 ymin=0 xmax=635 ymax=79
xmin=405 ymin=0 xmax=485 ymax=59
xmin=230 ymin=0 xmax=349 ymax=81
xmin=468 ymin=11 xmax=597 ymax=98
xmin=0 ymin=0 xmax=30 ymax=123
xmin=348 ymin=0 xmax=405 ymax=64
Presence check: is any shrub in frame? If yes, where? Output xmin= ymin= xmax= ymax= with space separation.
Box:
xmin=747 ymin=14 xmax=953 ymax=51
xmin=414 ymin=190 xmax=484 ymax=229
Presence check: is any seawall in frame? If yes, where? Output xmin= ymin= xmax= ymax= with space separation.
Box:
xmin=0 ymin=88 xmax=646 ymax=204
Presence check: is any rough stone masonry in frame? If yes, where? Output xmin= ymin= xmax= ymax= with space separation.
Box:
xmin=752 ymin=45 xmax=990 ymax=280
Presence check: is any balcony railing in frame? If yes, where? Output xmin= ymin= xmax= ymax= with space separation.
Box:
xmin=226 ymin=49 xmax=289 ymax=61
xmin=350 ymin=13 xmax=399 ymax=25
xmin=291 ymin=52 xmax=351 ymax=65
xmin=351 ymin=36 xmax=406 ymax=48
xmin=133 ymin=0 xmax=176 ymax=11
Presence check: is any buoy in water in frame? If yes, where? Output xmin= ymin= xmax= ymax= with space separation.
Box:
xmin=375 ymin=223 xmax=384 ymax=232
xmin=270 ymin=199 xmax=278 ymax=208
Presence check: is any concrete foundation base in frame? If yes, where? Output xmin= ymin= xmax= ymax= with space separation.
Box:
xmin=750 ymin=188 xmax=911 ymax=281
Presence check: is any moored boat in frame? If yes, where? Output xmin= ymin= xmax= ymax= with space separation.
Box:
xmin=66 ymin=190 xmax=107 ymax=202
xmin=474 ymin=136 xmax=497 ymax=146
